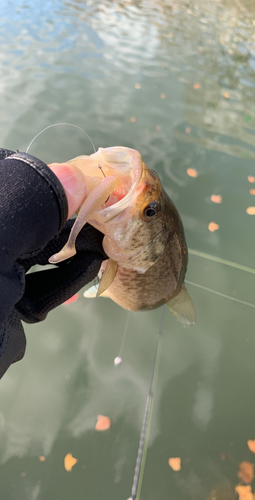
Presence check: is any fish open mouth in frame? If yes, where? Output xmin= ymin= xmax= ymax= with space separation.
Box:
xmin=90 ymin=146 xmax=143 ymax=222
xmin=67 ymin=146 xmax=143 ymax=220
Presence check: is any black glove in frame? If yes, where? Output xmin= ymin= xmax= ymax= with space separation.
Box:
xmin=0 ymin=148 xmax=107 ymax=379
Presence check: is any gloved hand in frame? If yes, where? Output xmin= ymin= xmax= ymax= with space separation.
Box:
xmin=0 ymin=148 xmax=107 ymax=379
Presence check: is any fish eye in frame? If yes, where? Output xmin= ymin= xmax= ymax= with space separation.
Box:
xmin=146 ymin=207 xmax=156 ymax=217
xmin=142 ymin=201 xmax=160 ymax=221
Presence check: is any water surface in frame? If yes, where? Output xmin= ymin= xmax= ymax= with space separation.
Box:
xmin=0 ymin=1 xmax=255 ymax=499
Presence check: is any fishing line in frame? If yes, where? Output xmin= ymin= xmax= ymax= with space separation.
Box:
xmin=98 ymin=165 xmax=106 ymax=178
xmin=189 ymin=249 xmax=255 ymax=276
xmin=186 ymin=280 xmax=255 ymax=309
xmin=26 ymin=123 xmax=96 ymax=154
xmin=127 ymin=307 xmax=165 ymax=500
xmin=114 ymin=311 xmax=130 ymax=366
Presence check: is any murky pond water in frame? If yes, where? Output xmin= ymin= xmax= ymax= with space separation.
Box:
xmin=1 ymin=1 xmax=255 ymax=499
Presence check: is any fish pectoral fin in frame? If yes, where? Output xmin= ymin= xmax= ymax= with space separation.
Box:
xmin=83 ymin=259 xmax=117 ymax=299
xmin=167 ymin=284 xmax=196 ymax=327
xmin=100 ymin=290 xmax=110 ymax=297
xmin=96 ymin=259 xmax=118 ymax=297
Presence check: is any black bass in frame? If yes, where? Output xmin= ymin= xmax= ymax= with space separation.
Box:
xmin=49 ymin=147 xmax=196 ymax=327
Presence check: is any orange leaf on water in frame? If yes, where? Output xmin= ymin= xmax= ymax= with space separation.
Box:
xmin=95 ymin=415 xmax=111 ymax=431
xmin=246 ymin=207 xmax=255 ymax=215
xmin=248 ymin=440 xmax=255 ymax=453
xmin=187 ymin=168 xmax=198 ymax=177
xmin=211 ymin=195 xmax=222 ymax=204
xmin=248 ymin=176 xmax=255 ymax=183
xmin=208 ymin=222 xmax=220 ymax=232
xmin=235 ymin=485 xmax=254 ymax=500
xmin=64 ymin=453 xmax=78 ymax=472
xmin=168 ymin=457 xmax=181 ymax=471
xmin=238 ymin=461 xmax=254 ymax=483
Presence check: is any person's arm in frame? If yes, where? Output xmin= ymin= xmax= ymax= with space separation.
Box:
xmin=0 ymin=149 xmax=107 ymax=378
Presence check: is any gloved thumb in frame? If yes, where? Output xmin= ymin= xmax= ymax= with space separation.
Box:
xmin=49 ymin=163 xmax=87 ymax=219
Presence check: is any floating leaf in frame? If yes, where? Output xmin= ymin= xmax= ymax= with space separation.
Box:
xmin=208 ymin=222 xmax=220 ymax=232
xmin=95 ymin=415 xmax=111 ymax=431
xmin=247 ymin=440 xmax=255 ymax=453
xmin=39 ymin=456 xmax=46 ymax=462
xmin=187 ymin=168 xmax=198 ymax=177
xmin=248 ymin=176 xmax=255 ymax=183
xmin=246 ymin=207 xmax=255 ymax=215
xmin=235 ymin=485 xmax=254 ymax=500
xmin=64 ymin=453 xmax=78 ymax=472
xmin=222 ymin=91 xmax=230 ymax=98
xmin=64 ymin=293 xmax=79 ymax=305
xmin=193 ymin=82 xmax=201 ymax=89
xmin=237 ymin=461 xmax=254 ymax=483
xmin=168 ymin=457 xmax=181 ymax=471
xmin=211 ymin=195 xmax=222 ymax=204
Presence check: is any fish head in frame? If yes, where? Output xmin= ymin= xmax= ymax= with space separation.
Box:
xmin=89 ymin=147 xmax=185 ymax=273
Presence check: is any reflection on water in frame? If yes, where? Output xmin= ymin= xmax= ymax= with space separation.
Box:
xmin=0 ymin=0 xmax=255 ymax=499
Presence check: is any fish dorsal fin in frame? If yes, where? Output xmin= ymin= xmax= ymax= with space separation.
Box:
xmin=167 ymin=284 xmax=196 ymax=327
xmin=96 ymin=259 xmax=118 ymax=297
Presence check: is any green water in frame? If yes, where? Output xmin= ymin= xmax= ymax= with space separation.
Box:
xmin=1 ymin=1 xmax=255 ymax=498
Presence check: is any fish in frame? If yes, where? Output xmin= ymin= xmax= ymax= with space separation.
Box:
xmin=49 ymin=146 xmax=196 ymax=327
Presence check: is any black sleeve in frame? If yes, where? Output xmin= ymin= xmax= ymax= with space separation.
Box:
xmin=0 ymin=149 xmax=106 ymax=379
